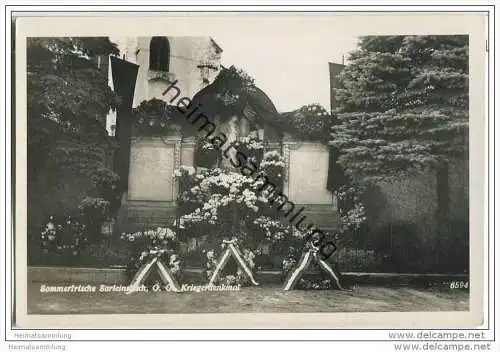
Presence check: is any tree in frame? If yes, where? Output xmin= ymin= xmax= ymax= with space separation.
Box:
xmin=331 ymin=35 xmax=469 ymax=181
xmin=27 ymin=37 xmax=119 ymax=173
xmin=27 ymin=37 xmax=120 ymax=231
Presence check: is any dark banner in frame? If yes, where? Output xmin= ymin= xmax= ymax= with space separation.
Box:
xmin=110 ymin=56 xmax=139 ymax=190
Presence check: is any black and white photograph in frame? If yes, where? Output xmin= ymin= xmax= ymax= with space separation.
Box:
xmin=10 ymin=11 xmax=489 ymax=332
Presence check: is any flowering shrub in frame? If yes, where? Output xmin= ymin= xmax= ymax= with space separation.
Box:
xmin=78 ymin=197 xmax=110 ymax=222
xmin=252 ymin=216 xmax=307 ymax=245
xmin=233 ymin=131 xmax=265 ymax=165
xmin=174 ymin=165 xmax=198 ymax=211
xmin=259 ymin=150 xmax=285 ymax=187
xmin=121 ymin=227 xmax=182 ymax=285
xmin=277 ymin=104 xmax=332 ymax=140
xmin=174 ymin=165 xmax=196 ymax=189
xmin=216 ymin=91 xmax=240 ymax=107
xmin=194 ymin=138 xmax=221 ymax=168
xmin=121 ymin=227 xmax=177 ymax=256
xmin=281 ymin=247 xmax=300 ymax=274
xmin=253 ymin=216 xmax=288 ymax=242
xmin=260 ymin=150 xmax=285 ymax=169
xmin=174 ymin=130 xmax=354 ymax=289
xmin=238 ymin=132 xmax=264 ymax=151
xmin=334 ymin=185 xmax=367 ymax=237
xmin=214 ymin=67 xmax=257 ymax=109
xmin=175 ymin=135 xmax=292 ymax=282
xmin=177 ymin=168 xmax=271 ymax=240
xmin=89 ymin=167 xmax=121 ymax=203
xmin=40 ymin=215 xmax=88 ymax=256
xmin=90 ymin=167 xmax=121 ymax=208
xmin=77 ymin=196 xmax=111 ymax=238
xmin=131 ymin=99 xmax=185 ymax=135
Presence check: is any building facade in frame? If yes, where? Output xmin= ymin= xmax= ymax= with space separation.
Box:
xmin=107 ymin=37 xmax=337 ymax=234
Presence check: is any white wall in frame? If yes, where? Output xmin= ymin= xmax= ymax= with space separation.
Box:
xmin=128 ymin=138 xmax=178 ymax=201
xmin=105 ymin=36 xmax=222 ymax=136
xmin=284 ymin=142 xmax=333 ymax=205
xmin=109 ymin=36 xmax=222 ymax=107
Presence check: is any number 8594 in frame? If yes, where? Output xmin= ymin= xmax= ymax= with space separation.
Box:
xmin=450 ymin=281 xmax=469 ymax=289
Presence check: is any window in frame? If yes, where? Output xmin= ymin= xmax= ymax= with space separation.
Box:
xmin=149 ymin=37 xmax=170 ymax=71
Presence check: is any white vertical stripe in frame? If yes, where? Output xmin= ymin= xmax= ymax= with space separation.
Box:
xmin=107 ymin=55 xmax=114 ymax=90
xmin=284 ymin=251 xmax=311 ymax=291
xmin=156 ymin=260 xmax=181 ymax=292
xmin=315 ymin=253 xmax=343 ymax=290
xmin=229 ymin=244 xmax=259 ymax=286
xmin=209 ymin=249 xmax=231 ymax=286
xmin=105 ymin=55 xmax=117 ymax=136
xmin=126 ymin=257 xmax=157 ymax=295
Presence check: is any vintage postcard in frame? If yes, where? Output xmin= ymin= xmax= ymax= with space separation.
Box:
xmin=13 ymin=11 xmax=487 ymax=329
